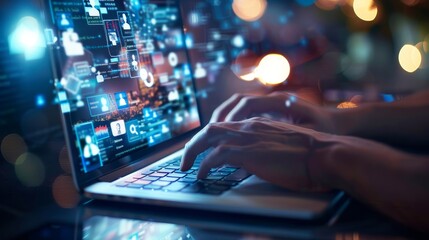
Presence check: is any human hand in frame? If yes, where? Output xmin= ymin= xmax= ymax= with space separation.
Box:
xmin=210 ymin=92 xmax=337 ymax=133
xmin=180 ymin=117 xmax=336 ymax=192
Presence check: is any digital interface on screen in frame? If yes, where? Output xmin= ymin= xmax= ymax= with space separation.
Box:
xmin=48 ymin=0 xmax=200 ymax=173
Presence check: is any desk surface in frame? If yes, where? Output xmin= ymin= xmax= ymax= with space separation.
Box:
xmin=1 ymin=198 xmax=425 ymax=240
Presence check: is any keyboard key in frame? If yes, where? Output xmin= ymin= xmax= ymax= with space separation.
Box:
xmin=159 ymin=177 xmax=178 ymax=182
xmin=152 ymin=181 xmax=171 ymax=186
xmin=218 ymin=167 xmax=238 ymax=173
xmin=127 ymin=183 xmax=144 ymax=189
xmin=176 ymin=169 xmax=194 ymax=174
xmin=158 ymin=168 xmax=175 ymax=173
xmin=198 ymin=179 xmax=216 ymax=184
xmin=165 ymin=165 xmax=179 ymax=170
xmin=141 ymin=170 xmax=154 ymax=175
xmin=150 ymin=172 xmax=168 ymax=177
xmin=202 ymin=175 xmax=224 ymax=180
xmin=164 ymin=182 xmax=188 ymax=192
xmin=134 ymin=180 xmax=151 ymax=185
xmin=124 ymin=178 xmax=137 ymax=183
xmin=186 ymin=173 xmax=198 ymax=178
xmin=178 ymin=178 xmax=197 ymax=184
xmin=131 ymin=174 xmax=144 ymax=179
xmin=150 ymin=166 xmax=162 ymax=171
xmin=224 ymin=169 xmax=251 ymax=182
xmin=143 ymin=185 xmax=162 ymax=190
xmin=210 ymin=171 xmax=230 ymax=177
xmin=180 ymin=182 xmax=204 ymax=193
xmin=168 ymin=173 xmax=186 ymax=178
xmin=142 ymin=176 xmax=159 ymax=181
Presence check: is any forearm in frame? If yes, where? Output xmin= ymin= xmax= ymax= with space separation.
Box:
xmin=331 ymin=102 xmax=429 ymax=147
xmin=311 ymin=140 xmax=429 ymax=231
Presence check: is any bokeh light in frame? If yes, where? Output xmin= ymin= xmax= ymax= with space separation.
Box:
xmin=8 ymin=16 xmax=46 ymax=61
xmin=296 ymin=0 xmax=316 ymax=7
xmin=59 ymin=146 xmax=72 ymax=174
xmin=401 ymin=0 xmax=420 ymax=6
xmin=255 ymin=54 xmax=291 ymax=85
xmin=337 ymin=101 xmax=358 ymax=108
xmin=232 ymin=0 xmax=267 ymax=22
xmin=415 ymin=41 xmax=427 ymax=69
xmin=348 ymin=33 xmax=372 ymax=63
xmin=398 ymin=44 xmax=422 ymax=73
xmin=52 ymin=175 xmax=80 ymax=208
xmin=231 ymin=49 xmax=259 ymax=81
xmin=352 ymin=0 xmax=378 ymax=22
xmin=240 ymin=72 xmax=257 ymax=81
xmin=316 ymin=0 xmax=340 ymax=10
xmin=1 ymin=134 xmax=28 ymax=164
xmin=15 ymin=152 xmax=45 ymax=187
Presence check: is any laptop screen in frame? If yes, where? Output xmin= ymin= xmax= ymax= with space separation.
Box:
xmin=46 ymin=0 xmax=200 ymax=174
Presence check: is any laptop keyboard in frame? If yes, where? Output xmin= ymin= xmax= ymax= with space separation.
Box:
xmin=114 ymin=153 xmax=251 ymax=195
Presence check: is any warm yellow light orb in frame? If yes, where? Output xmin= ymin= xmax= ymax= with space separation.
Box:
xmin=232 ymin=0 xmax=267 ymax=22
xmin=256 ymin=54 xmax=291 ymax=85
xmin=240 ymin=72 xmax=257 ymax=81
xmin=353 ymin=0 xmax=378 ymax=22
xmin=398 ymin=44 xmax=422 ymax=73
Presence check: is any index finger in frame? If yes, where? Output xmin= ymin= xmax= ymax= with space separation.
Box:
xmin=180 ymin=124 xmax=226 ymax=171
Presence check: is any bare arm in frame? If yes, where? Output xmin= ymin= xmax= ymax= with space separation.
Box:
xmin=333 ymin=89 xmax=429 ymax=147
xmin=312 ymin=136 xmax=429 ymax=232
xmin=180 ymin=118 xmax=429 ymax=232
xmin=212 ymin=89 xmax=429 ymax=148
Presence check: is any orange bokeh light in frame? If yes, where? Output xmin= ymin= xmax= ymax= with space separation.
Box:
xmin=232 ymin=0 xmax=267 ymax=22
xmin=1 ymin=134 xmax=27 ymax=164
xmin=52 ymin=175 xmax=80 ymax=208
xmin=337 ymin=101 xmax=358 ymax=109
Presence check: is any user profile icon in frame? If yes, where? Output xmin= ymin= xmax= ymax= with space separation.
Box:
xmin=110 ymin=119 xmax=126 ymax=137
xmin=114 ymin=92 xmax=129 ymax=110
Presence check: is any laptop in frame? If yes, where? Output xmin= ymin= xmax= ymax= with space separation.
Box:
xmin=43 ymin=0 xmax=346 ymax=220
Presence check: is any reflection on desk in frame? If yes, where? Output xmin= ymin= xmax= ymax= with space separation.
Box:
xmin=4 ymin=199 xmax=425 ymax=240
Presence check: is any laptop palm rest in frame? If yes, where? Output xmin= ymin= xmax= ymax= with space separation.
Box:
xmin=85 ymin=175 xmax=344 ymax=220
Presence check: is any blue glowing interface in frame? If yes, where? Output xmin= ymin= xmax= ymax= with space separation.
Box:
xmin=48 ymin=0 xmax=200 ymax=173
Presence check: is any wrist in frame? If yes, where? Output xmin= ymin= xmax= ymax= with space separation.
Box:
xmin=306 ymin=142 xmax=342 ymax=190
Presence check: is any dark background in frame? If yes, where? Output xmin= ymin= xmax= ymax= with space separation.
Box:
xmin=1 ymin=0 xmax=429 ymax=231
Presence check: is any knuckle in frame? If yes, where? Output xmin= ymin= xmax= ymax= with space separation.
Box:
xmin=211 ymin=108 xmax=221 ymax=117
xmin=241 ymin=96 xmax=258 ymax=105
xmin=248 ymin=116 xmax=266 ymax=122
xmin=205 ymin=122 xmax=221 ymax=135
xmin=239 ymin=97 xmax=251 ymax=105
xmin=216 ymin=144 xmax=228 ymax=153
xmin=241 ymin=119 xmax=264 ymax=130
xmin=232 ymin=93 xmax=244 ymax=100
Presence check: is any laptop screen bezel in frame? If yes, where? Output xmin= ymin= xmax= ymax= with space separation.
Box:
xmin=43 ymin=0 xmax=205 ymax=190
